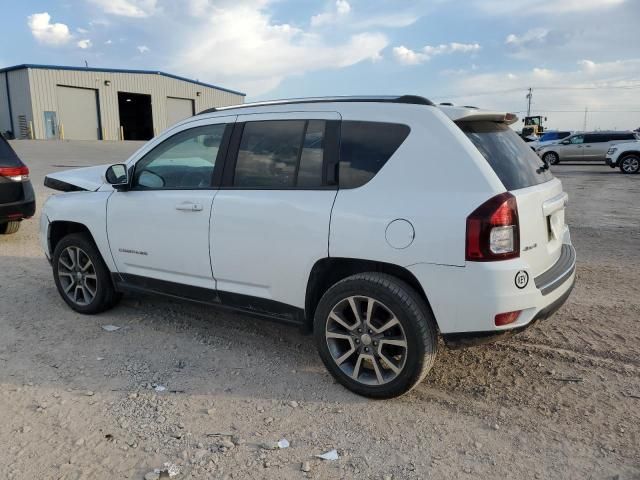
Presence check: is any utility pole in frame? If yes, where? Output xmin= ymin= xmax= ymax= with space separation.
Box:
xmin=583 ymin=107 xmax=588 ymax=131
xmin=526 ymin=88 xmax=533 ymax=117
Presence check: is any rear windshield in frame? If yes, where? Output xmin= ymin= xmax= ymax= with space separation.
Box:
xmin=460 ymin=121 xmax=554 ymax=191
xmin=0 ymin=135 xmax=23 ymax=167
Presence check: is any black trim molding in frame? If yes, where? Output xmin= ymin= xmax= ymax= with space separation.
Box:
xmin=112 ymin=273 xmax=304 ymax=325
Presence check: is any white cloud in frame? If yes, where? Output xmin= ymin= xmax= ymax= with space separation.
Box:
xmin=311 ymin=0 xmax=351 ymax=27
xmin=393 ymin=42 xmax=481 ymax=65
xmin=392 ymin=46 xmax=427 ymax=65
xmin=77 ymin=27 xmax=89 ymax=34
xmin=352 ymin=12 xmax=418 ymax=29
xmin=137 ymin=45 xmax=150 ymax=53
xmin=174 ymin=3 xmax=387 ymax=95
xmin=476 ymin=0 xmax=625 ymax=15
xmin=89 ymin=0 xmax=158 ymax=17
xmin=77 ymin=39 xmax=92 ymax=49
xmin=105 ymin=39 xmax=113 ymax=45
xmin=506 ymin=28 xmax=550 ymax=47
xmin=28 ymin=12 xmax=72 ymax=46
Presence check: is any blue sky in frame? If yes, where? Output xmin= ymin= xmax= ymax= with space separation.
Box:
xmin=3 ymin=0 xmax=640 ymax=130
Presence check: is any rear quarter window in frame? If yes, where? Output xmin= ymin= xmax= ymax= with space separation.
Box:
xmin=460 ymin=121 xmax=554 ymax=191
xmin=0 ymin=135 xmax=24 ymax=167
xmin=339 ymin=121 xmax=410 ymax=189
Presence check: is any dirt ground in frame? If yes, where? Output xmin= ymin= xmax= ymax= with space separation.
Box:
xmin=1 ymin=140 xmax=638 ymax=480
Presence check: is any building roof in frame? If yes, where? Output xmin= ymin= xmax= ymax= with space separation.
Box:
xmin=0 ymin=64 xmax=245 ymax=97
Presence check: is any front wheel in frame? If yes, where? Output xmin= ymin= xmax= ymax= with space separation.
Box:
xmin=619 ymin=154 xmax=640 ymax=174
xmin=0 ymin=221 xmax=20 ymax=235
xmin=543 ymin=152 xmax=560 ymax=165
xmin=314 ymin=273 xmax=438 ymax=399
xmin=52 ymin=233 xmax=121 ymax=314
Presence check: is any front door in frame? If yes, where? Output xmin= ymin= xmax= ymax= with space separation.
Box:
xmin=562 ymin=134 xmax=584 ymax=160
xmin=107 ymin=117 xmax=234 ymax=290
xmin=210 ymin=112 xmax=340 ymax=310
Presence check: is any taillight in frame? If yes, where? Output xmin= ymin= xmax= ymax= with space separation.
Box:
xmin=0 ymin=166 xmax=29 ymax=182
xmin=466 ymin=192 xmax=519 ymax=261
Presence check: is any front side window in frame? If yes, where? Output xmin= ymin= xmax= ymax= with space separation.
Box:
xmin=569 ymin=135 xmax=584 ymax=145
xmin=233 ymin=120 xmax=326 ymax=188
xmin=134 ymin=124 xmax=226 ymax=189
xmin=339 ymin=121 xmax=410 ymax=189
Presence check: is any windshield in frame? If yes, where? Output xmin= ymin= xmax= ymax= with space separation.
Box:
xmin=460 ymin=121 xmax=554 ymax=191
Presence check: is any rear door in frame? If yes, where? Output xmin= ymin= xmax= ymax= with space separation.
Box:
xmin=210 ymin=111 xmax=340 ymax=310
xmin=461 ymin=122 xmax=566 ymax=276
xmin=583 ymin=133 xmax=609 ymax=161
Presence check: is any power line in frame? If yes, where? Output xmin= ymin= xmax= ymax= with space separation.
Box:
xmin=432 ymin=83 xmax=640 ymax=100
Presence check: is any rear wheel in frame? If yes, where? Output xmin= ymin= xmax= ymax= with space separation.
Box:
xmin=314 ymin=273 xmax=438 ymax=399
xmin=543 ymin=152 xmax=560 ymax=165
xmin=52 ymin=233 xmax=121 ymax=314
xmin=619 ymin=154 xmax=640 ymax=174
xmin=0 ymin=221 xmax=21 ymax=235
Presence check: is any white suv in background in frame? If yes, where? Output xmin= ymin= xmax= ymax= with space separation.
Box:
xmin=40 ymin=96 xmax=576 ymax=398
xmin=605 ymin=141 xmax=640 ymax=174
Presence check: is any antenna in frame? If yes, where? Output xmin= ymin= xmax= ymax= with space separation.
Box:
xmin=583 ymin=107 xmax=588 ymax=131
xmin=84 ymin=60 xmax=89 ymax=68
xmin=526 ymin=88 xmax=533 ymax=117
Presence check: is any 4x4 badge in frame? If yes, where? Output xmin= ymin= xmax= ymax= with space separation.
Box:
xmin=515 ymin=270 xmax=529 ymax=289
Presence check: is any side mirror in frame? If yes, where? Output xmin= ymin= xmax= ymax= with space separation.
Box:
xmin=561 ymin=140 xmax=570 ymax=145
xmin=105 ymin=164 xmax=129 ymax=190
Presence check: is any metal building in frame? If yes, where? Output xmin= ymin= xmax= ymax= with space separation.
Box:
xmin=0 ymin=64 xmax=245 ymax=141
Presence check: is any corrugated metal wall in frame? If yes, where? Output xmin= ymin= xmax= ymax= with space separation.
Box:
xmin=23 ymin=68 xmax=243 ymax=140
xmin=0 ymin=73 xmax=10 ymax=134
xmin=4 ymin=70 xmax=34 ymax=139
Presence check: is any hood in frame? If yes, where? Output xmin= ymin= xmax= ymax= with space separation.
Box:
xmin=44 ymin=164 xmax=111 ymax=192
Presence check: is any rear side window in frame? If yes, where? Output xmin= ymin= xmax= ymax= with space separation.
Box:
xmin=339 ymin=121 xmax=410 ymax=189
xmin=0 ymin=135 xmax=23 ymax=167
xmin=233 ymin=120 xmax=326 ymax=188
xmin=611 ymin=132 xmax=636 ymax=141
xmin=584 ymin=134 xmax=608 ymax=143
xmin=460 ymin=121 xmax=554 ymax=191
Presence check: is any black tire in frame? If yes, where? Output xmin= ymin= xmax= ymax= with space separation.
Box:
xmin=314 ymin=273 xmax=438 ymax=399
xmin=543 ymin=152 xmax=560 ymax=165
xmin=0 ymin=221 xmax=20 ymax=235
xmin=52 ymin=233 xmax=121 ymax=314
xmin=619 ymin=154 xmax=640 ymax=174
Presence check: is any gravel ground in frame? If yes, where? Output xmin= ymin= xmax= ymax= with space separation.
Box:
xmin=1 ymin=140 xmax=638 ymax=480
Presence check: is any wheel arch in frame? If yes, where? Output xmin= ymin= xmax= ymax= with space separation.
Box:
xmin=48 ymin=221 xmax=96 ymax=257
xmin=304 ymin=257 xmax=436 ymax=332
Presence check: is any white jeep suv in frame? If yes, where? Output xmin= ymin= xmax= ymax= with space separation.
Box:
xmin=40 ymin=96 xmax=576 ymax=398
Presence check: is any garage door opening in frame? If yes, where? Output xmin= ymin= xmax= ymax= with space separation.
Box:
xmin=118 ymin=92 xmax=153 ymax=140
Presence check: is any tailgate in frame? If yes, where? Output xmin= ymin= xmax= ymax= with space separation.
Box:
xmin=512 ymin=178 xmax=568 ymax=277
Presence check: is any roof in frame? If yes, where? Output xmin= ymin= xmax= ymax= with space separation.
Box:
xmin=198 ymin=95 xmax=434 ymax=114
xmin=0 ymin=64 xmax=245 ymax=97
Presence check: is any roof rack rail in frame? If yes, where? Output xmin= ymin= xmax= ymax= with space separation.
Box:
xmin=198 ymin=95 xmax=434 ymax=115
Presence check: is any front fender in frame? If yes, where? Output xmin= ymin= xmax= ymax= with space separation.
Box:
xmin=41 ymin=191 xmax=116 ymax=271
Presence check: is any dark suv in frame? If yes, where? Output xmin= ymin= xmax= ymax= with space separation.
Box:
xmin=0 ymin=135 xmax=35 ymax=234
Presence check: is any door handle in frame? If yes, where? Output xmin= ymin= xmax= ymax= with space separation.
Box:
xmin=585 ymin=145 xmax=592 ymax=148
xmin=175 ymin=202 xmax=203 ymax=212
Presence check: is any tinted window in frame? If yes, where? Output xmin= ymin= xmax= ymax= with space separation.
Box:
xmin=461 ymin=121 xmax=554 ymax=191
xmin=234 ymin=120 xmax=326 ymax=188
xmin=558 ymin=131 xmax=572 ymax=139
xmin=0 ymin=135 xmax=23 ymax=167
xmin=134 ymin=124 xmax=226 ymax=189
xmin=584 ymin=134 xmax=608 ymax=143
xmin=611 ymin=132 xmax=635 ymax=141
xmin=569 ymin=135 xmax=584 ymax=144
xmin=540 ymin=132 xmax=560 ymax=141
xmin=339 ymin=121 xmax=410 ymax=189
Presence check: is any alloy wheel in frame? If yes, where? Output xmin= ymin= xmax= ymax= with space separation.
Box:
xmin=621 ymin=157 xmax=640 ymax=173
xmin=57 ymin=246 xmax=98 ymax=306
xmin=325 ymin=296 xmax=408 ymax=386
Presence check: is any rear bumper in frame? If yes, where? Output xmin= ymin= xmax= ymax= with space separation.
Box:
xmin=0 ymin=199 xmax=36 ymax=222
xmin=443 ymin=275 xmax=575 ymax=348
xmin=0 ymin=180 xmax=35 ymax=222
xmin=408 ymin=241 xmax=576 ymax=342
